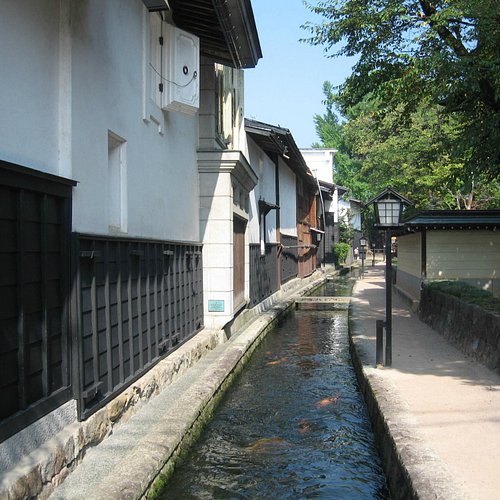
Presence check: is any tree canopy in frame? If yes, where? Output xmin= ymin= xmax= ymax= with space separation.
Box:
xmin=313 ymin=81 xmax=500 ymax=209
xmin=305 ymin=0 xmax=500 ymax=179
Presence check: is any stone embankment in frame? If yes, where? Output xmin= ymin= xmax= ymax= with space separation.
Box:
xmin=419 ymin=285 xmax=500 ymax=375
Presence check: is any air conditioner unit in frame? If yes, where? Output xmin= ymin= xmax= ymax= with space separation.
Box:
xmin=162 ymin=24 xmax=200 ymax=116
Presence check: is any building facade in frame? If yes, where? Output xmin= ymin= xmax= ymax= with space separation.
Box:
xmin=0 ymin=0 xmax=261 ymax=493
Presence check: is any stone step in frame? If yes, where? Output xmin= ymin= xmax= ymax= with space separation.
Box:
xmin=295 ymin=296 xmax=351 ymax=310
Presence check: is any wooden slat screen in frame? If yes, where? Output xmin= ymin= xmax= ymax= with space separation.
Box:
xmin=0 ymin=162 xmax=74 ymax=441
xmin=249 ymin=244 xmax=279 ymax=307
xmin=74 ymin=235 xmax=203 ymax=419
xmin=280 ymin=234 xmax=298 ymax=285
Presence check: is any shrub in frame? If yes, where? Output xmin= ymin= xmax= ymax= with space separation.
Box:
xmin=333 ymin=243 xmax=350 ymax=266
xmin=426 ymin=280 xmax=500 ymax=314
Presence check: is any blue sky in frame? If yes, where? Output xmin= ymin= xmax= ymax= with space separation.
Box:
xmin=244 ymin=0 xmax=355 ymax=148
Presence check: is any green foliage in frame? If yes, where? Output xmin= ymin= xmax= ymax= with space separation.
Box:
xmin=333 ymin=242 xmax=350 ymax=265
xmin=311 ymin=81 xmax=500 ymax=209
xmin=338 ymin=212 xmax=354 ymax=244
xmin=427 ymin=280 xmax=500 ymax=313
xmin=304 ymin=0 xmax=500 ymax=178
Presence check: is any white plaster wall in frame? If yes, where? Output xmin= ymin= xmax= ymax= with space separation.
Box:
xmin=330 ymin=188 xmax=339 ymax=219
xmin=70 ymin=0 xmax=200 ymax=241
xmin=279 ymin=159 xmax=297 ymax=236
xmin=398 ymin=233 xmax=421 ymax=277
xmin=427 ymin=230 xmax=500 ymax=282
xmin=350 ymin=202 xmax=362 ymax=231
xmin=262 ymin=157 xmax=277 ymax=243
xmin=199 ymin=169 xmax=233 ymax=328
xmin=248 ymin=190 xmax=260 ymax=243
xmin=0 ymin=0 xmax=61 ymax=174
xmin=397 ymin=232 xmax=422 ymax=300
xmin=242 ymin=137 xmax=259 ymax=244
xmin=300 ymin=149 xmax=336 ymax=184
xmin=0 ymin=0 xmax=200 ymax=242
xmin=245 ymin=137 xmax=278 ymax=243
xmin=338 ymin=198 xmax=350 ymax=225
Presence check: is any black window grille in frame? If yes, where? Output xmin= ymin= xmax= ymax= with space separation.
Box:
xmin=0 ymin=161 xmax=75 ymax=442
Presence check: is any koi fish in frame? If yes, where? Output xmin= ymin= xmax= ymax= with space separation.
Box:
xmin=247 ymin=437 xmax=288 ymax=452
xmin=315 ymin=395 xmax=340 ymax=408
xmin=298 ymin=419 xmax=313 ymax=434
xmin=265 ymin=357 xmax=288 ymax=366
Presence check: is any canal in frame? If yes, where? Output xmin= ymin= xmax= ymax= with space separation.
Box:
xmin=158 ymin=276 xmax=390 ymax=499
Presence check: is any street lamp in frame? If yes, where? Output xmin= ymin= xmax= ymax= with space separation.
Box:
xmin=367 ymin=187 xmax=412 ymax=366
xmin=359 ymin=235 xmax=367 ymax=277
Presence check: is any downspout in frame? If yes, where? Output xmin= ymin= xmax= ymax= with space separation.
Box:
xmin=313 ymin=170 xmax=326 ymax=268
xmin=275 ymin=155 xmax=281 ymax=284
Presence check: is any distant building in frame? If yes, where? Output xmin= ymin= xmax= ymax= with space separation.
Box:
xmin=300 ymin=148 xmax=362 ymax=264
xmin=245 ymin=120 xmax=320 ymax=300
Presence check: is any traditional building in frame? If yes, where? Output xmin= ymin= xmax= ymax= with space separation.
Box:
xmin=300 ymin=148 xmax=363 ymax=264
xmin=245 ymin=120 xmax=320 ymax=302
xmin=0 ymin=0 xmax=261 ymax=493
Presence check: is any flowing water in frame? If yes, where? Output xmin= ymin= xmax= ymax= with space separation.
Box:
xmin=159 ymin=276 xmax=390 ymax=499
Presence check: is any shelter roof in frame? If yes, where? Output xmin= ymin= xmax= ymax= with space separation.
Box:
xmin=403 ymin=210 xmax=500 ymax=231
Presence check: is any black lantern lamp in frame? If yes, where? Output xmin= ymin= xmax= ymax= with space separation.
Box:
xmin=369 ymin=187 xmax=411 ymax=229
xmin=367 ymin=187 xmax=412 ymax=367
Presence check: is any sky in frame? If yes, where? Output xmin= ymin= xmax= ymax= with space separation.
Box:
xmin=244 ymin=0 xmax=356 ymax=149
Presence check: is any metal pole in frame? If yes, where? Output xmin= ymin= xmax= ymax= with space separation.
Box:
xmin=385 ymin=230 xmax=392 ymax=366
xmin=376 ymin=319 xmax=385 ymax=365
xmin=313 ymin=171 xmax=327 ymax=268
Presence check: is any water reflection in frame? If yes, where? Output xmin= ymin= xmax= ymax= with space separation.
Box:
xmin=159 ymin=278 xmax=389 ymax=499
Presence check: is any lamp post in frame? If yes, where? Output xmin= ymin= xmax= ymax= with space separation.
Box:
xmin=359 ymin=235 xmax=367 ymax=277
xmin=367 ymin=188 xmax=411 ymax=366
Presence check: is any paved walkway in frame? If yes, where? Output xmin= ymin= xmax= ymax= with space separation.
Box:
xmin=350 ymin=263 xmax=500 ymax=500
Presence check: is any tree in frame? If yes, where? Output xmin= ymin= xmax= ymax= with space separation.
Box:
xmin=312 ymin=82 xmax=372 ymax=201
xmin=304 ymin=0 xmax=500 ymax=178
xmin=312 ymin=82 xmax=500 ymax=209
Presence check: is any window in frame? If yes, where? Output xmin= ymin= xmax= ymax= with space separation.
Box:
xmin=108 ymin=132 xmax=127 ymax=233
xmin=143 ymin=11 xmax=164 ymax=131
xmin=149 ymin=12 xmax=164 ymax=109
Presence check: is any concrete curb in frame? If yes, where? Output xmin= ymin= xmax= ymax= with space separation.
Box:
xmin=348 ymin=299 xmax=467 ymax=500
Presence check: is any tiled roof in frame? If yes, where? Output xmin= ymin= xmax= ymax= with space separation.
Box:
xmin=403 ymin=210 xmax=500 ymax=230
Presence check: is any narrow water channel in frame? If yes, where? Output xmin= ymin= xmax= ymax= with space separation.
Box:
xmin=159 ymin=277 xmax=389 ymax=499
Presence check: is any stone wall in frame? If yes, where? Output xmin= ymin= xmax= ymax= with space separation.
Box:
xmin=419 ymin=286 xmax=500 ymax=374
xmin=0 ymin=328 xmax=228 ymax=500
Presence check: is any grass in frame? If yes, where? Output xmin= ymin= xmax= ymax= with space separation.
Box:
xmin=426 ymin=280 xmax=500 ymax=314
